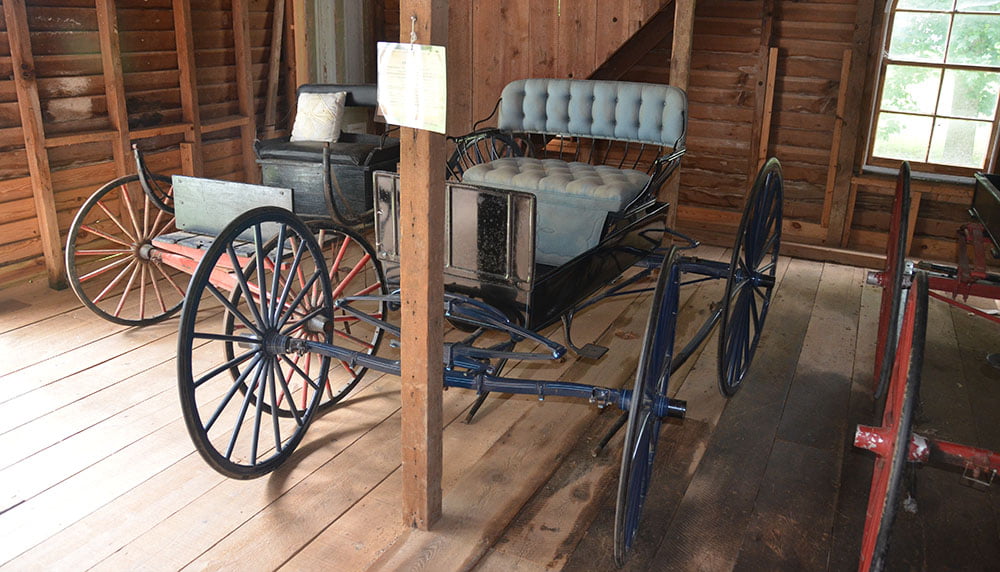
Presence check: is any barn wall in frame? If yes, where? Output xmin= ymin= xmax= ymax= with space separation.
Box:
xmin=0 ymin=0 xmax=288 ymax=289
xmin=383 ymin=0 xmax=981 ymax=267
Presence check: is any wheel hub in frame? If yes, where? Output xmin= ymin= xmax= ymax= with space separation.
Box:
xmin=262 ymin=330 xmax=291 ymax=356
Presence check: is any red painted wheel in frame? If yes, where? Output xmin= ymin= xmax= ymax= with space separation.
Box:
xmin=873 ymin=162 xmax=911 ymax=398
xmin=855 ymin=271 xmax=927 ymax=572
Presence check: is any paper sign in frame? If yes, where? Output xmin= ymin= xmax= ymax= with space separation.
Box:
xmin=376 ymin=42 xmax=447 ymax=134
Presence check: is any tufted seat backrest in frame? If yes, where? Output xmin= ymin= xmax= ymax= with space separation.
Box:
xmin=497 ymin=79 xmax=686 ymax=149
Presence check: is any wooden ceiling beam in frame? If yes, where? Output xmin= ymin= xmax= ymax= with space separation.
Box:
xmin=173 ymin=0 xmax=204 ymax=176
xmin=95 ymin=0 xmax=133 ymax=177
xmin=232 ymin=0 xmax=260 ymax=183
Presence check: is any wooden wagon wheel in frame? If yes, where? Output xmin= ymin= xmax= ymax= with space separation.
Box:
xmin=855 ymin=271 xmax=927 ymax=571
xmin=178 ymin=207 xmax=332 ymax=479
xmin=718 ymin=157 xmax=783 ymax=396
xmin=65 ymin=174 xmax=185 ymax=326
xmin=873 ymin=162 xmax=912 ymax=399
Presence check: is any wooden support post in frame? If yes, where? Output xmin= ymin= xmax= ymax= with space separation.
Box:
xmin=398 ymin=0 xmax=448 ymax=531
xmin=4 ymin=0 xmax=66 ymax=289
xmin=232 ymin=0 xmax=260 ymax=183
xmin=95 ymin=0 xmax=133 ymax=177
xmin=263 ymin=0 xmax=286 ymax=138
xmin=174 ymin=0 xmax=203 ymax=176
xmin=756 ymin=47 xmax=779 ymax=171
xmin=665 ymin=0 xmax=695 ymax=229
xmin=822 ymin=50 xmax=853 ymax=228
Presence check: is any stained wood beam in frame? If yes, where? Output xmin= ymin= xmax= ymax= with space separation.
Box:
xmin=232 ymin=0 xmax=260 ymax=183
xmin=263 ymin=0 xmax=286 ymax=138
xmin=747 ymin=0 xmax=775 ymax=183
xmin=173 ymin=0 xmax=204 ymax=176
xmin=398 ymin=0 xmax=448 ymax=531
xmin=665 ymin=0 xmax=695 ymax=228
xmin=95 ymin=0 xmax=133 ymax=177
xmin=4 ymin=0 xmax=66 ymax=288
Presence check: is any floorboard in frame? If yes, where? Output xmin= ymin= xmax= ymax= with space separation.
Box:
xmin=1 ymin=249 xmax=998 ymax=571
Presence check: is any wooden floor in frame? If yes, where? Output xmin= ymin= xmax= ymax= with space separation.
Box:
xmin=1 ymin=247 xmax=998 ymax=571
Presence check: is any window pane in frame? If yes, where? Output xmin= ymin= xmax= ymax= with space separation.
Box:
xmin=873 ymin=112 xmax=933 ymax=161
xmin=899 ymin=0 xmax=954 ymax=9
xmin=881 ymin=65 xmax=941 ymax=113
xmin=948 ymin=14 xmax=1000 ymax=65
xmin=939 ymin=69 xmax=1000 ymax=118
xmin=928 ymin=118 xmax=993 ymax=167
xmin=889 ymin=12 xmax=950 ymax=62
xmin=956 ymin=0 xmax=1000 ymax=12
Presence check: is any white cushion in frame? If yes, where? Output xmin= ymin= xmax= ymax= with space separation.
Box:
xmin=290 ymin=91 xmax=347 ymax=142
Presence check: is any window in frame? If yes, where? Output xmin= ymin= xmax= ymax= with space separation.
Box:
xmin=868 ymin=0 xmax=1000 ymax=175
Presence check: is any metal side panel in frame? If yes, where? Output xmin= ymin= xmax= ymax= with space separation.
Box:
xmin=373 ymin=170 xmax=537 ymax=322
xmin=172 ymin=175 xmax=293 ymax=242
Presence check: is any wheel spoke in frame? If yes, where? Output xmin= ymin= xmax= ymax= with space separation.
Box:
xmin=194 ymin=346 xmax=259 ymax=389
xmin=75 ymin=248 xmax=132 ymax=256
xmin=154 ymin=261 xmax=186 ymax=297
xmin=192 ymin=331 xmax=261 ymax=345
xmin=273 ymin=360 xmax=306 ymax=426
xmin=148 ymin=262 xmax=168 ymax=313
xmin=79 ymin=253 xmax=132 ymax=284
xmin=277 ymin=270 xmax=323 ymax=330
xmin=79 ymin=224 xmax=134 ymax=249
xmin=267 ymin=361 xmax=283 ymax=454
xmin=203 ymin=354 xmax=263 ymax=431
xmin=267 ymin=224 xmax=287 ymax=323
xmin=206 ymin=282 xmax=263 ymax=337
xmin=273 ymin=235 xmax=309 ymax=323
xmin=95 ymin=200 xmax=137 ymax=242
xmin=225 ymin=360 xmax=265 ymax=460
xmin=253 ymin=223 xmax=270 ymax=323
xmin=250 ymin=359 xmax=269 ymax=465
xmin=113 ymin=262 xmax=142 ymax=317
xmin=227 ymin=244 xmax=267 ymax=328
xmin=118 ymin=183 xmax=143 ymax=240
xmin=279 ymin=353 xmax=323 ymax=393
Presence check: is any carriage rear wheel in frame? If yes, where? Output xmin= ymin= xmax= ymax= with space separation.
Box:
xmin=718 ymin=158 xmax=783 ymax=396
xmin=614 ymin=247 xmax=682 ymax=565
xmin=66 ymin=174 xmax=184 ymax=326
xmin=178 ymin=207 xmax=332 ymax=478
xmin=856 ymin=271 xmax=926 ymax=571
xmin=222 ymin=219 xmax=387 ymax=413
xmin=873 ymin=163 xmax=912 ymax=399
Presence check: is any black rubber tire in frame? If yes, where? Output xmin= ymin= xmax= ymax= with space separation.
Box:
xmin=718 ymin=158 xmax=783 ymax=396
xmin=178 ymin=207 xmax=331 ymax=479
xmin=65 ymin=174 xmax=184 ymax=326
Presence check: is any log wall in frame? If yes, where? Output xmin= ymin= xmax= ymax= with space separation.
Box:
xmin=0 ymin=0 xmax=288 ymax=288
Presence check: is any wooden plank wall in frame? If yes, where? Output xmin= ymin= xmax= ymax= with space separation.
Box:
xmin=380 ymin=1 xmax=673 ymax=135
xmin=388 ymin=0 xmax=977 ymax=267
xmin=0 ymin=0 xmax=288 ymax=289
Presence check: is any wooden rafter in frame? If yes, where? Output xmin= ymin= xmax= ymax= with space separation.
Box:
xmin=95 ymin=0 xmax=133 ymax=177
xmin=232 ymin=0 xmax=260 ymax=183
xmin=4 ymin=0 xmax=66 ymax=288
xmin=173 ymin=0 xmax=204 ymax=176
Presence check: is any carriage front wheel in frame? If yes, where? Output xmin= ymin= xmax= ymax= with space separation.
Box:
xmin=66 ymin=173 xmax=185 ymax=326
xmin=718 ymin=157 xmax=783 ymax=396
xmin=614 ymin=247 xmax=683 ymax=565
xmin=178 ymin=207 xmax=334 ymax=478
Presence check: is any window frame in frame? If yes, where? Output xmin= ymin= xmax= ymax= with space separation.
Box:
xmin=864 ymin=0 xmax=1000 ymax=177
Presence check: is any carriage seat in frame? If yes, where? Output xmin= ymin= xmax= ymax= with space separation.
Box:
xmin=459 ymin=79 xmax=686 ymax=265
xmin=255 ymin=84 xmax=400 ymax=223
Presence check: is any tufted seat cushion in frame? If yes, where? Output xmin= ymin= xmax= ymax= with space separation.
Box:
xmin=463 ymin=157 xmax=650 ymax=265
xmin=463 ymin=157 xmax=648 ymax=209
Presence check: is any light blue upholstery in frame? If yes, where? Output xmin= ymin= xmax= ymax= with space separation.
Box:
xmin=464 ymin=78 xmax=687 ymax=266
xmin=462 ymin=158 xmax=649 ymax=209
xmin=498 ymin=79 xmax=686 ymax=148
